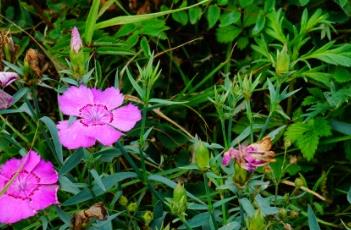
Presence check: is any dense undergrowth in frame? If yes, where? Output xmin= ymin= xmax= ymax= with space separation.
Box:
xmin=1 ymin=0 xmax=351 ymax=229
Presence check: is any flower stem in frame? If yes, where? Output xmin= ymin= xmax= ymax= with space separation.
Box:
xmin=0 ymin=114 xmax=30 ymax=145
xmin=203 ymin=173 xmax=218 ymax=229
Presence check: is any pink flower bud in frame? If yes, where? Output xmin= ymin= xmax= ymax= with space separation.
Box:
xmin=0 ymin=72 xmax=18 ymax=88
xmin=70 ymin=26 xmax=83 ymax=53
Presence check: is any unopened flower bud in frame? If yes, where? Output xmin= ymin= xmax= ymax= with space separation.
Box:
xmin=193 ymin=136 xmax=210 ymax=171
xmin=278 ymin=208 xmax=287 ymax=219
xmin=118 ymin=195 xmax=128 ymax=206
xmin=233 ymin=162 xmax=249 ymax=188
xmin=142 ymin=210 xmax=154 ymax=226
xmin=276 ymin=46 xmax=290 ymax=75
xmin=289 ymin=210 xmax=299 ymax=219
xmin=168 ymin=183 xmax=187 ymax=218
xmin=127 ymin=202 xmax=138 ymax=212
xmin=71 ymin=27 xmax=83 ymax=53
xmin=246 ymin=210 xmax=265 ymax=230
xmin=294 ymin=178 xmax=305 ymax=189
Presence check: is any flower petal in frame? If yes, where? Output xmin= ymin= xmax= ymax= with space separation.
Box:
xmin=29 ymin=185 xmax=59 ymax=211
xmin=58 ymin=85 xmax=94 ymax=116
xmin=0 ymin=158 xmax=20 ymax=179
xmin=85 ymin=125 xmax=123 ymax=146
xmin=0 ymin=195 xmax=36 ymax=224
xmin=0 ymin=72 xmax=18 ymax=88
xmin=33 ymin=159 xmax=59 ymax=185
xmin=23 ymin=150 xmax=41 ymax=173
xmin=57 ymin=120 xmax=96 ymax=149
xmin=111 ymin=104 xmax=141 ymax=132
xmin=92 ymin=87 xmax=124 ymax=110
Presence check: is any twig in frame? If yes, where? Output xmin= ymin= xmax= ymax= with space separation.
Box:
xmin=281 ymin=179 xmax=327 ymax=202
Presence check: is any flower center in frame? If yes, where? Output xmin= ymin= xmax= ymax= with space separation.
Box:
xmin=6 ymin=171 xmax=40 ymax=200
xmin=79 ymin=104 xmax=113 ymax=126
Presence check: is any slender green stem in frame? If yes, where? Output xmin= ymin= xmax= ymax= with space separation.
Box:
xmin=0 ymin=114 xmax=30 ymax=145
xmin=220 ymin=119 xmax=228 ymax=148
xmin=203 ymin=173 xmax=218 ymax=229
xmin=245 ymin=100 xmax=254 ymax=142
xmin=139 ymin=103 xmax=148 ymax=183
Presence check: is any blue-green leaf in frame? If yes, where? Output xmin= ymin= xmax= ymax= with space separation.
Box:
xmin=308 ymin=205 xmax=321 ymax=230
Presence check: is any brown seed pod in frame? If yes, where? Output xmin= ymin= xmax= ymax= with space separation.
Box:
xmin=71 ymin=202 xmax=107 ymax=230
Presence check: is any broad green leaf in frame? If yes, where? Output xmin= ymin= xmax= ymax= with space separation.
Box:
xmin=172 ymin=11 xmax=188 ymax=25
xmin=189 ymin=6 xmax=202 ymax=25
xmin=239 ymin=198 xmax=255 ymax=217
xmin=207 ymin=5 xmax=220 ymax=28
xmin=219 ymin=11 xmax=241 ymax=27
xmin=239 ymin=0 xmax=253 ymax=7
xmin=216 ymin=25 xmax=241 ymax=43
xmin=308 ymin=205 xmax=321 ymax=230
xmin=218 ymin=222 xmax=240 ymax=230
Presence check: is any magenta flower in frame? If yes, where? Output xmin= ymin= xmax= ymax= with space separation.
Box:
xmin=57 ymin=85 xmax=141 ymax=149
xmin=70 ymin=26 xmax=83 ymax=53
xmin=0 ymin=72 xmax=18 ymax=88
xmin=222 ymin=137 xmax=275 ymax=172
xmin=0 ymin=150 xmax=59 ymax=224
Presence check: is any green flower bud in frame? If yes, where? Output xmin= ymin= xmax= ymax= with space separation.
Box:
xmin=275 ymin=45 xmax=290 ymax=75
xmin=168 ymin=183 xmax=187 ymax=218
xmin=278 ymin=208 xmax=287 ymax=219
xmin=246 ymin=210 xmax=265 ymax=230
xmin=193 ymin=136 xmax=210 ymax=171
xmin=118 ymin=195 xmax=128 ymax=206
xmin=142 ymin=211 xmax=154 ymax=226
xmin=127 ymin=202 xmax=138 ymax=212
xmin=294 ymin=178 xmax=305 ymax=189
xmin=233 ymin=162 xmax=249 ymax=187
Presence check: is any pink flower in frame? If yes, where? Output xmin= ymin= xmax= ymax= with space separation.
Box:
xmin=57 ymin=85 xmax=141 ymax=149
xmin=222 ymin=137 xmax=275 ymax=172
xmin=0 ymin=72 xmax=18 ymax=88
xmin=0 ymin=90 xmax=13 ymax=109
xmin=0 ymin=150 xmax=59 ymax=224
xmin=71 ymin=27 xmax=83 ymax=53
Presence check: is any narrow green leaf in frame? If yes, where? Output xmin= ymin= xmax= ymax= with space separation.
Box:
xmin=347 ymin=186 xmax=351 ymax=204
xmin=60 ymin=148 xmax=85 ymax=175
xmin=40 ymin=116 xmax=63 ymax=164
xmin=90 ymin=169 xmax=106 ymax=192
xmin=126 ymin=69 xmax=144 ymax=98
xmin=84 ymin=0 xmax=100 ymax=44
xmin=308 ymin=205 xmax=321 ymax=230
xmin=95 ymin=0 xmax=209 ymax=29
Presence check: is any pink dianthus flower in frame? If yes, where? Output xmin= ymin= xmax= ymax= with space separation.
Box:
xmin=0 ymin=72 xmax=19 ymax=109
xmin=0 ymin=150 xmax=59 ymax=224
xmin=222 ymin=137 xmax=275 ymax=172
xmin=57 ymin=85 xmax=141 ymax=149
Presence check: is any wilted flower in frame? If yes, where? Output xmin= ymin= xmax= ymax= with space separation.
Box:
xmin=0 ymin=150 xmax=59 ymax=224
xmin=0 ymin=90 xmax=13 ymax=109
xmin=0 ymin=71 xmax=18 ymax=109
xmin=57 ymin=85 xmax=141 ymax=149
xmin=71 ymin=27 xmax=83 ymax=53
xmin=0 ymin=72 xmax=18 ymax=88
xmin=222 ymin=136 xmax=275 ymax=172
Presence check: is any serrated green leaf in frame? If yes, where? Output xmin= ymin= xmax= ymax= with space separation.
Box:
xmin=296 ymin=132 xmax=319 ymax=160
xmin=285 ymin=122 xmax=307 ymax=143
xmin=207 ymin=5 xmax=220 ymax=28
